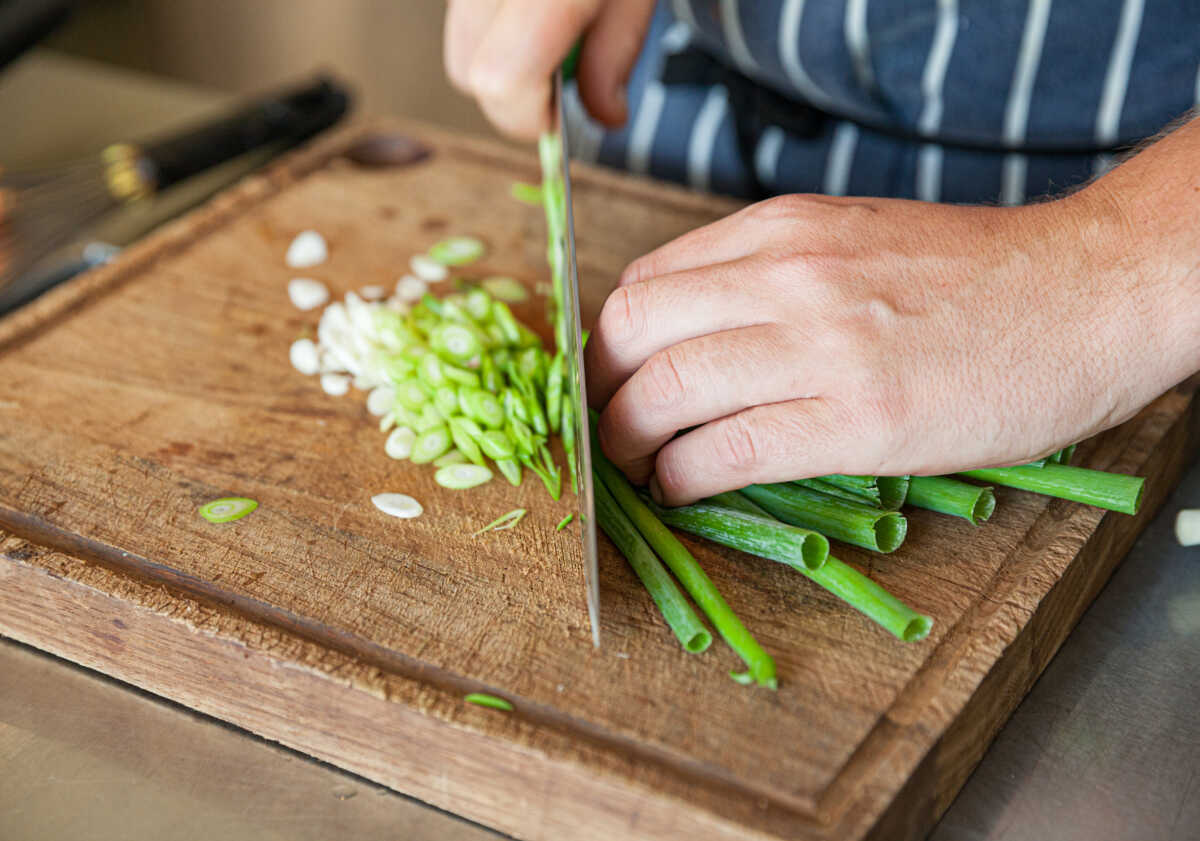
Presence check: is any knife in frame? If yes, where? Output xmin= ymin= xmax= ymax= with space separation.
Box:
xmin=542 ymin=60 xmax=600 ymax=647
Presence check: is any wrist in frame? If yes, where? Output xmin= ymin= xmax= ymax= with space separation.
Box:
xmin=1067 ymin=175 xmax=1200 ymax=390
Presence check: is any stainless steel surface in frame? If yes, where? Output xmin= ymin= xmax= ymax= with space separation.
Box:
xmin=0 ymin=640 xmax=505 ymax=841
xmin=551 ymin=68 xmax=600 ymax=649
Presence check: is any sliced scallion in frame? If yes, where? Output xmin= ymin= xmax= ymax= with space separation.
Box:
xmin=410 ymin=426 xmax=452 ymax=464
xmin=435 ymin=463 xmax=493 ymax=490
xmin=199 ymin=497 xmax=258 ymax=524
xmin=464 ymin=692 xmax=513 ymax=711
xmin=429 ymin=235 xmax=485 ymax=266
xmin=471 ymin=508 xmax=527 ymax=536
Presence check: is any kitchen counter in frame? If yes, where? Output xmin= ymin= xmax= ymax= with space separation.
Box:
xmin=1 ymin=50 xmax=1197 ymax=841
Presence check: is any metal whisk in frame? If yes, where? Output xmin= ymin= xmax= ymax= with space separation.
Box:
xmin=0 ymin=75 xmax=349 ymax=294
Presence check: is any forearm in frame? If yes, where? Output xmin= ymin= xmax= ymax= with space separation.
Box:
xmin=1076 ymin=115 xmax=1200 ymax=392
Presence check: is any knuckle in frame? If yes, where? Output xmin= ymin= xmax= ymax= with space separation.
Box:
xmin=596 ymin=285 xmax=645 ymax=346
xmin=639 ymin=347 xmax=689 ymax=412
xmin=714 ymin=412 xmax=763 ymax=471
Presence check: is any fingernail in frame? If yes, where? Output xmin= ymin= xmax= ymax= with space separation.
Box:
xmin=648 ymin=474 xmax=663 ymax=505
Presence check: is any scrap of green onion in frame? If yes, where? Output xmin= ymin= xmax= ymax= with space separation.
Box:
xmin=593 ymin=446 xmax=776 ymax=688
xmin=448 ymin=416 xmax=486 ymax=466
xmin=433 ymin=385 xmax=460 ymax=418
xmin=478 ymin=429 xmax=516 ymax=460
xmin=429 ymin=236 xmax=485 ymax=266
xmin=433 ymin=449 xmax=468 ymax=468
xmin=464 ymin=692 xmax=513 ymax=711
xmin=481 ymin=276 xmax=529 ymax=303
xmin=556 ymin=513 xmax=575 ymax=530
xmin=384 ymin=426 xmax=416 ymax=460
xmin=594 ymin=479 xmax=711 ymax=654
xmin=471 ymin=508 xmax=527 ymax=536
xmin=198 ymin=497 xmax=258 ymax=524
xmin=459 ymin=387 xmax=505 ymax=429
xmin=410 ymin=426 xmax=452 ymax=464
xmin=464 ymin=287 xmax=493 ymax=320
xmin=435 ymin=463 xmax=494 ymax=489
xmin=510 ymin=181 xmax=543 ymax=205
xmin=741 ymin=483 xmax=908 ymax=553
xmin=959 ymin=463 xmax=1145 ymax=515
xmin=906 ymin=476 xmax=995 ymax=525
xmin=495 ymin=457 xmax=523 ymax=486
xmin=431 ymin=323 xmax=483 ymax=362
xmin=491 ymin=301 xmax=523 ymax=345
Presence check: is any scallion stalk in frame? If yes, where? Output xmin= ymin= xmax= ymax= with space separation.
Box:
xmin=593 ymin=446 xmax=777 ymax=688
xmin=594 ymin=480 xmax=712 ymax=654
xmin=959 ymin=463 xmax=1144 ymax=514
xmin=645 ymin=497 xmax=829 ymax=571
xmin=741 ymin=483 xmax=908 ymax=553
xmin=906 ymin=476 xmax=996 ymax=525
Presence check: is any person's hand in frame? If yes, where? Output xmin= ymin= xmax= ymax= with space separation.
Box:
xmin=444 ymin=0 xmax=656 ymax=140
xmin=585 ymin=181 xmax=1196 ymax=506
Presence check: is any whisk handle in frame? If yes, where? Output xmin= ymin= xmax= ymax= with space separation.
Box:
xmin=139 ymin=75 xmax=350 ymax=192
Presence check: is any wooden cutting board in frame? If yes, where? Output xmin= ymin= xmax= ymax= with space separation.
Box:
xmin=1 ymin=119 xmax=1195 ymax=841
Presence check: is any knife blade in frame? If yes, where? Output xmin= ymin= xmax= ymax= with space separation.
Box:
xmin=546 ymin=68 xmax=600 ymax=647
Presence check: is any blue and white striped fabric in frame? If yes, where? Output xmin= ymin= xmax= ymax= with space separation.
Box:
xmin=565 ymin=1 xmax=1199 ymax=205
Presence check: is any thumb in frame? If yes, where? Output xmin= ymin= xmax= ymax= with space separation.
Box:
xmin=576 ymin=0 xmax=656 ymax=127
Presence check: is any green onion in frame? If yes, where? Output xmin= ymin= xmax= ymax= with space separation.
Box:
xmin=417 ymin=353 xmax=446 ymax=389
xmin=410 ymin=426 xmax=452 ymax=464
xmin=429 ymin=235 xmax=485 ymax=266
xmin=491 ymin=301 xmax=523 ymax=345
xmin=198 ymin=497 xmax=258 ymax=524
xmin=495 ymin=457 xmax=523 ymax=486
xmin=741 ymin=483 xmax=908 ymax=553
xmin=646 ymin=497 xmax=829 ymax=571
xmin=415 ymin=403 xmax=445 ymax=433
xmin=507 ymin=417 xmax=536 ymax=457
xmin=556 ymin=513 xmax=574 ymax=531
xmin=448 ymin=416 xmax=486 ymax=466
xmin=594 ymin=479 xmax=711 ymax=654
xmin=471 ymin=508 xmax=527 ymax=536
xmin=906 ymin=476 xmax=995 ymax=525
xmin=458 ymin=387 xmax=505 ymax=429
xmin=510 ymin=181 xmax=543 ymax=205
xmin=959 ymin=463 xmax=1145 ymax=514
xmin=435 ymin=463 xmax=493 ymax=489
xmin=545 ymin=351 xmax=564 ymax=433
xmin=805 ymin=555 xmax=932 ymax=641
xmin=479 ymin=353 xmax=501 ymax=393
xmin=430 ymin=323 xmax=483 ymax=362
xmin=706 ymin=491 xmax=771 ymax=517
xmin=433 ymin=384 xmax=460 ymax=418
xmin=816 ymin=474 xmax=910 ymax=510
xmin=440 ymin=361 xmax=480 ymax=388
xmin=593 ymin=445 xmax=776 ymax=688
xmin=433 ymin=449 xmax=467 ymax=468
xmin=481 ymin=276 xmax=529 ymax=303
xmin=1059 ymin=444 xmax=1078 ymax=465
xmin=464 ymin=692 xmax=513 ymax=711
xmin=463 ymin=287 xmax=493 ymax=321
xmin=478 ymin=429 xmax=516 ymax=460
xmin=793 ymin=478 xmax=878 ymax=507
xmin=394 ymin=379 xmax=429 ymax=411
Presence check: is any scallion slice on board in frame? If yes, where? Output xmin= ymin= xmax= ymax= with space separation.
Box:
xmin=435 ymin=463 xmax=494 ymax=490
xmin=371 ymin=493 xmax=424 ymax=519
xmin=429 ymin=235 xmax=485 ymax=266
xmin=464 ymin=692 xmax=513 ymax=711
xmin=594 ymin=479 xmax=711 ymax=654
xmin=471 ymin=508 xmax=527 ymax=536
xmin=198 ymin=497 xmax=258 ymax=524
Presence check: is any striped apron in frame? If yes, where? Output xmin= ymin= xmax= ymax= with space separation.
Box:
xmin=565 ymin=0 xmax=1200 ymax=204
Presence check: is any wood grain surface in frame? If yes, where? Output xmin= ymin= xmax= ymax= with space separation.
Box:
xmin=1 ymin=119 xmax=1195 ymax=841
